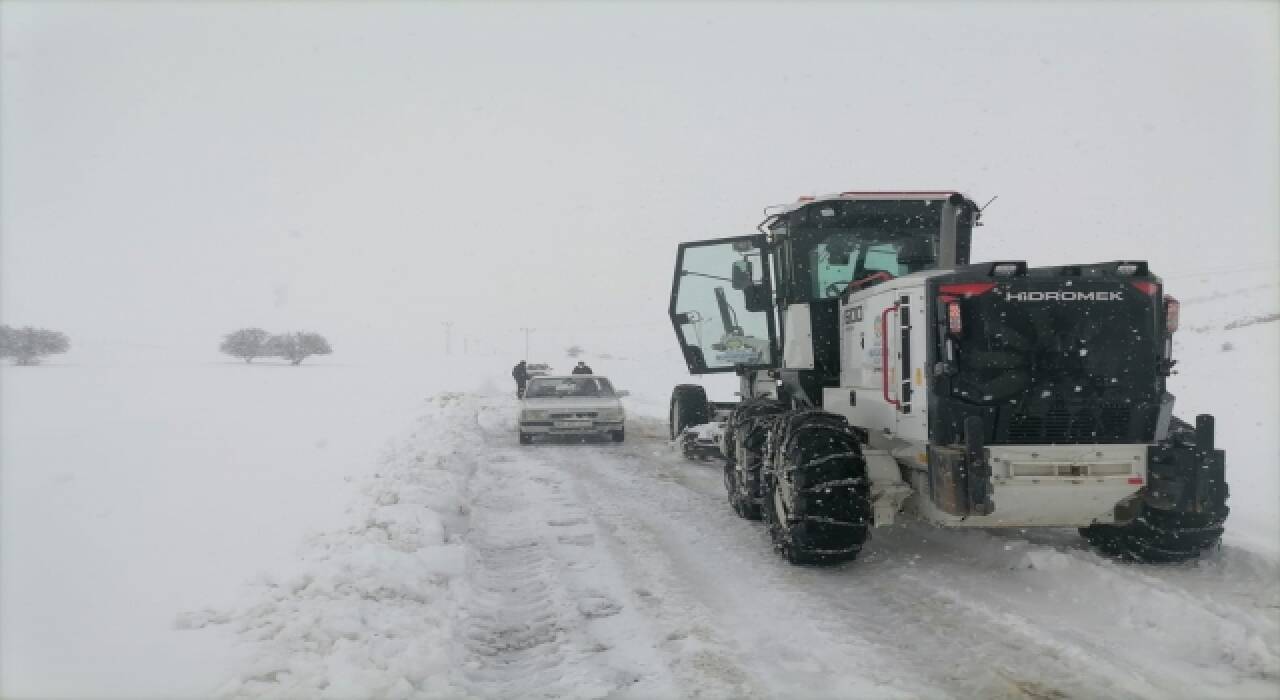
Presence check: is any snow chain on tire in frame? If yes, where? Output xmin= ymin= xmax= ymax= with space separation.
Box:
xmin=1081 ymin=415 xmax=1229 ymax=563
xmin=723 ymin=398 xmax=787 ymax=521
xmin=762 ymin=410 xmax=872 ymax=565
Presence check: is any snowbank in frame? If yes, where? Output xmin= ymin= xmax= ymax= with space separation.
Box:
xmin=194 ymin=393 xmax=478 ymax=698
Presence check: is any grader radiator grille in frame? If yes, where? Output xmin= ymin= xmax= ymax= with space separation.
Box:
xmin=1006 ymin=403 xmax=1134 ymax=444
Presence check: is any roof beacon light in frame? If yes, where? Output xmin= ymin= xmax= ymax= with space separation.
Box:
xmin=1117 ymin=263 xmax=1140 ymax=276
xmin=992 ymin=263 xmax=1020 ymax=276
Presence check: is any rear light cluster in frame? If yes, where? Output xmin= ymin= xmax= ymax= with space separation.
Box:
xmin=948 ymin=302 xmax=963 ymax=335
xmin=938 ymin=283 xmax=996 ymax=336
xmin=1128 ymin=280 xmax=1179 ymax=333
xmin=1130 ymin=280 xmax=1159 ymax=296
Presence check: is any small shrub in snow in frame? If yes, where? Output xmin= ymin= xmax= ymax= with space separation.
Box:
xmin=0 ymin=325 xmax=70 ymax=365
xmin=266 ymin=332 xmax=333 ymax=365
xmin=565 ymin=345 xmax=585 ymax=358
xmin=220 ymin=328 xmax=272 ymax=363
xmin=1220 ymin=341 xmax=1235 ymax=352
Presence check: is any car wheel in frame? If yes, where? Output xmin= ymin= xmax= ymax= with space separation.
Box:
xmin=611 ymin=429 xmax=625 ymax=443
xmin=519 ymin=432 xmax=533 ymax=445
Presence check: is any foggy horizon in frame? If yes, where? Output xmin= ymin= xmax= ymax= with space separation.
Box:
xmin=3 ymin=1 xmax=1276 ymax=363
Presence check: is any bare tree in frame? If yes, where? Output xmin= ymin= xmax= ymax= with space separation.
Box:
xmin=219 ymin=328 xmax=271 ymax=363
xmin=0 ymin=325 xmax=70 ymax=365
xmin=266 ymin=332 xmax=333 ymax=365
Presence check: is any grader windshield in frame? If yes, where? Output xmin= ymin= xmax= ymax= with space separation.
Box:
xmin=769 ymin=195 xmax=974 ymax=304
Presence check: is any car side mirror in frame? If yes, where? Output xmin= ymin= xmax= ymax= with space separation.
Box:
xmin=731 ymin=260 xmax=753 ymax=290
xmin=616 ymin=390 xmax=630 ymax=398
xmin=743 ymin=284 xmax=770 ymax=313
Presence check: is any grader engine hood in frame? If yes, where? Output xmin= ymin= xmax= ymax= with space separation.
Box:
xmin=928 ymin=261 xmax=1173 ymax=446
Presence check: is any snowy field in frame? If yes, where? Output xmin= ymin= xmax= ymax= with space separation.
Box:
xmin=2 ymin=281 xmax=1278 ymax=699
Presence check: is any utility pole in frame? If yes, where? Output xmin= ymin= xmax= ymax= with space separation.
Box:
xmin=443 ymin=321 xmax=454 ymax=356
xmin=519 ymin=327 xmax=533 ymax=360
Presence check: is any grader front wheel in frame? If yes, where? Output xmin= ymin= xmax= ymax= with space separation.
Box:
xmin=762 ymin=413 xmax=872 ymax=566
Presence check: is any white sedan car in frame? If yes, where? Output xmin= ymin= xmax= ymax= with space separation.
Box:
xmin=518 ymin=375 xmax=626 ymax=444
xmin=526 ymin=362 xmax=553 ymax=377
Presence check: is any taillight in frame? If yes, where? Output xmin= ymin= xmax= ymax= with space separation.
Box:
xmin=948 ymin=301 xmax=963 ymax=335
xmin=1130 ymin=280 xmax=1159 ymax=296
xmin=1165 ymin=295 xmax=1180 ymax=333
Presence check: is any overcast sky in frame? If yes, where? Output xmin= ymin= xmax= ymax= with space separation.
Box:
xmin=2 ymin=1 xmax=1276 ymax=361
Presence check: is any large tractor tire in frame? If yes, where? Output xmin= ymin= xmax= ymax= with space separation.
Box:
xmin=762 ymin=412 xmax=872 ymax=565
xmin=1080 ymin=507 xmax=1227 ymax=562
xmin=669 ymin=384 xmax=710 ymax=440
xmin=723 ymin=399 xmax=786 ymax=521
xmin=723 ymin=462 xmax=759 ymax=519
xmin=1081 ymin=415 xmax=1229 ymax=563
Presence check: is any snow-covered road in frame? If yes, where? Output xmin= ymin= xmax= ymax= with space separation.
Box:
xmin=207 ymin=391 xmax=1279 ymax=699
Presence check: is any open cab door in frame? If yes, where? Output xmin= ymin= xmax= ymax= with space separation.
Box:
xmin=669 ymin=235 xmax=779 ymax=374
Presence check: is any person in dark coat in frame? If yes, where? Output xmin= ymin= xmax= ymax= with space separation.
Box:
xmin=571 ymin=361 xmax=593 ymax=375
xmin=512 ymin=360 xmax=530 ymax=397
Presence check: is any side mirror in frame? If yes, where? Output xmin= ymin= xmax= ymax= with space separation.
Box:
xmin=743 ymin=284 xmax=771 ymax=313
xmin=616 ymin=390 xmax=630 ymax=398
xmin=731 ymin=260 xmax=753 ymax=290
xmin=674 ymin=310 xmax=703 ymax=325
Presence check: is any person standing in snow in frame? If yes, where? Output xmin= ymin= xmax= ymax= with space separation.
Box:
xmin=512 ymin=360 xmax=530 ymax=397
xmin=571 ymin=361 xmax=593 ymax=375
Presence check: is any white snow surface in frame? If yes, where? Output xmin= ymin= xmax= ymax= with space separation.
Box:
xmin=2 ymin=284 xmax=1278 ymax=698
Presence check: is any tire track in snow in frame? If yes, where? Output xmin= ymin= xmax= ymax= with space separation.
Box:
xmin=454 ymin=459 xmax=573 ymax=698
xmin=453 ymin=399 xmax=679 ymax=699
xmin=533 ymin=423 xmax=1279 ymax=699
xmin=532 ymin=443 xmax=938 ymax=699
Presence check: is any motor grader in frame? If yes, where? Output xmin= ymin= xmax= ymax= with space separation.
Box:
xmin=668 ymin=192 xmax=1228 ymax=564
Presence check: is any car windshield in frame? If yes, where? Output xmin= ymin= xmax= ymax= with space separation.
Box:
xmin=526 ymin=377 xmax=615 ymax=398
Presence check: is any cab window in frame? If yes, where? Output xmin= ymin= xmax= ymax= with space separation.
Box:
xmin=863 ymin=243 xmax=904 ymax=276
